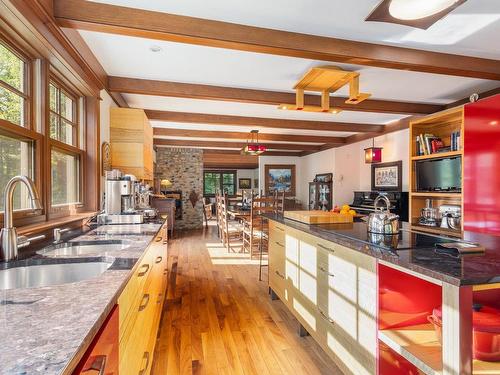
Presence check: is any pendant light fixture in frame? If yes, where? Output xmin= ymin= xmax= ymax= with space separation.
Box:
xmin=241 ymin=130 xmax=267 ymax=156
xmin=364 ymin=138 xmax=383 ymax=164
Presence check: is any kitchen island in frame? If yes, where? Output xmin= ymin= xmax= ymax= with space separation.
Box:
xmin=0 ymin=220 xmax=168 ymax=375
xmin=265 ymin=213 xmax=500 ymax=375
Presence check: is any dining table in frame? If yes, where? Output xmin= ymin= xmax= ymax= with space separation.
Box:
xmin=227 ymin=204 xmax=251 ymax=221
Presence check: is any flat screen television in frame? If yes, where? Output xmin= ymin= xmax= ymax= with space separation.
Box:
xmin=415 ymin=156 xmax=461 ymax=192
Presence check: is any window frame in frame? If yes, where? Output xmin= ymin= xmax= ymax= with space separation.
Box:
xmin=48 ymin=76 xmax=79 ymax=148
xmin=0 ymin=35 xmax=43 ymax=226
xmin=203 ymin=170 xmax=237 ymax=197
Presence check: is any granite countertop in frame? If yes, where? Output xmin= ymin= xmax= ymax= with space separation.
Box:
xmin=265 ymin=214 xmax=500 ymax=286
xmin=0 ymin=222 xmax=163 ymax=375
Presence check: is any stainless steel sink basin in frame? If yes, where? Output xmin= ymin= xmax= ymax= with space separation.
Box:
xmin=0 ymin=261 xmax=112 ymax=290
xmin=37 ymin=241 xmax=130 ymax=257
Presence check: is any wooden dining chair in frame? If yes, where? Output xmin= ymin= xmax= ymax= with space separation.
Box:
xmin=215 ymin=194 xmax=223 ymax=238
xmin=220 ymin=193 xmax=243 ymax=253
xmin=242 ymin=195 xmax=276 ymax=259
xmin=274 ymin=190 xmax=286 ymax=214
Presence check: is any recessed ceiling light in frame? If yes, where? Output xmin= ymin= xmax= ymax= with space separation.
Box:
xmin=366 ymin=0 xmax=467 ymax=29
xmin=390 ymin=0 xmax=461 ymax=20
xmin=149 ymin=45 xmax=162 ymax=53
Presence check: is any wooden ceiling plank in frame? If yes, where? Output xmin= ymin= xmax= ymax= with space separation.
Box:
xmin=153 ymin=138 xmax=321 ymax=151
xmin=153 ymin=128 xmax=346 ymax=144
xmin=54 ymin=0 xmax=500 ymax=80
xmin=146 ymin=110 xmax=383 ymax=133
xmin=111 ymin=77 xmax=443 ymax=115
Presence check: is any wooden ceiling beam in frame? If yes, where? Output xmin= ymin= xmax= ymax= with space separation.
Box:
xmin=54 ymin=0 xmax=500 ymax=80
xmin=153 ymin=128 xmax=345 ymax=144
xmin=111 ymin=77 xmax=442 ymax=115
xmin=146 ymin=110 xmax=383 ymax=133
xmin=153 ymin=139 xmax=321 ymax=151
xmin=203 ymin=149 xmax=302 ymax=157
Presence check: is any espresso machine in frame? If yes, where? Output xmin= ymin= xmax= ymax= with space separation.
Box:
xmin=98 ymin=173 xmax=144 ymax=224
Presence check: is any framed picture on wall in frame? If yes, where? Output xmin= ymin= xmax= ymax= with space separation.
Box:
xmin=371 ymin=161 xmax=402 ymax=191
xmin=265 ymin=164 xmax=296 ymax=196
xmin=314 ymin=173 xmax=333 ymax=183
xmin=239 ymin=178 xmax=252 ymax=190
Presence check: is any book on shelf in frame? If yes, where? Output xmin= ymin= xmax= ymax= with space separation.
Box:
xmin=451 ymin=131 xmax=461 ymax=151
xmin=415 ymin=133 xmax=444 ymax=155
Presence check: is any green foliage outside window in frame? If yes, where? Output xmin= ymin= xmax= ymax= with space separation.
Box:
xmin=0 ymin=42 xmax=25 ymax=126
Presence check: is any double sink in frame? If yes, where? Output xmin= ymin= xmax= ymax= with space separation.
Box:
xmin=0 ymin=240 xmax=131 ymax=290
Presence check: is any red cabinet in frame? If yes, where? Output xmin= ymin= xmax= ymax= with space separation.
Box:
xmin=73 ymin=305 xmax=119 ymax=375
xmin=464 ymin=94 xmax=500 ymax=235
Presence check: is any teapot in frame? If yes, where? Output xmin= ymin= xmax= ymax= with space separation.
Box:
xmin=368 ymin=194 xmax=400 ymax=235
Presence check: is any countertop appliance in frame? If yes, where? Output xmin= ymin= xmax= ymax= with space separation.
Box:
xmin=419 ymin=199 xmax=439 ymax=227
xmin=99 ymin=175 xmax=144 ymax=224
xmin=439 ymin=204 xmax=461 ymax=230
xmin=368 ymin=194 xmax=400 ymax=235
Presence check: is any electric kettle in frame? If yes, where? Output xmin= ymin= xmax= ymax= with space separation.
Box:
xmin=368 ymin=194 xmax=400 ymax=235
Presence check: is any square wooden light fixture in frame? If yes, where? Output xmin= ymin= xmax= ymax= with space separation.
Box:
xmin=364 ymin=139 xmax=383 ymax=164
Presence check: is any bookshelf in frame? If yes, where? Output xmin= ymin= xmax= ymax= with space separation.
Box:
xmin=409 ymin=107 xmax=464 ymax=238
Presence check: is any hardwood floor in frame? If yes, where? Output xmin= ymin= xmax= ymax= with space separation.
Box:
xmin=151 ymin=224 xmax=344 ymax=375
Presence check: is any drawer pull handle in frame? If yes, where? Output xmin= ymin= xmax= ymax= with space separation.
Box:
xmin=82 ymin=355 xmax=106 ymax=375
xmin=137 ymin=263 xmax=150 ymax=277
xmin=138 ymin=293 xmax=150 ymax=311
xmin=319 ymin=266 xmax=335 ymax=278
xmin=155 ymin=256 xmax=163 ymax=263
xmin=157 ymin=293 xmax=163 ymax=304
xmin=138 ymin=351 xmax=150 ymax=375
xmin=275 ymin=270 xmax=285 ymax=279
xmin=155 ymin=236 xmax=162 ymax=242
xmin=317 ymin=243 xmax=335 ymax=253
xmin=318 ymin=309 xmax=335 ymax=325
xmin=275 ymin=241 xmax=284 ymax=247
xmin=276 ymin=226 xmax=285 ymax=232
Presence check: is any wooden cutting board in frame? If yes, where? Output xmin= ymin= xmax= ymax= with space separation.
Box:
xmin=284 ymin=210 xmax=354 ymax=224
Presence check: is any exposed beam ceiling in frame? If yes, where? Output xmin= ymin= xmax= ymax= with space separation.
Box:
xmin=153 ymin=139 xmax=321 ymax=151
xmin=54 ymin=0 xmax=500 ymax=80
xmin=203 ymin=151 xmax=258 ymax=169
xmin=153 ymin=128 xmax=345 ymax=144
xmin=146 ymin=110 xmax=383 ymax=133
xmin=110 ymin=77 xmax=443 ymax=115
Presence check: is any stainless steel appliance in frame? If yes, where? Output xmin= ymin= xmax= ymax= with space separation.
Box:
xmin=439 ymin=204 xmax=461 ymax=230
xmin=99 ymin=176 xmax=143 ymax=224
xmin=419 ymin=199 xmax=439 ymax=227
xmin=368 ymin=194 xmax=400 ymax=235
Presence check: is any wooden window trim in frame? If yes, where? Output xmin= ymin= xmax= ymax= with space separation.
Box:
xmin=0 ymin=121 xmax=45 ymax=226
xmin=0 ymin=35 xmax=33 ymax=130
xmin=48 ymin=76 xmax=79 ymax=148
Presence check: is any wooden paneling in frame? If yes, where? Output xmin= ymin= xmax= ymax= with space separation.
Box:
xmin=154 ymin=138 xmax=321 ymax=151
xmin=153 ymin=128 xmax=345 ymax=144
xmin=54 ymin=0 xmax=500 ymax=80
xmin=203 ymin=152 xmax=258 ymax=169
xmin=107 ymin=77 xmax=444 ymax=116
xmin=147 ymin=110 xmax=383 ymax=133
xmin=110 ymin=108 xmax=154 ymax=180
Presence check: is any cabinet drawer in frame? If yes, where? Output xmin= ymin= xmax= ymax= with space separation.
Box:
xmin=269 ymin=221 xmax=286 ymax=241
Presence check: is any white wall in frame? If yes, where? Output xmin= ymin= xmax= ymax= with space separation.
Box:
xmin=236 ymin=168 xmax=258 ymax=194
xmin=99 ymin=90 xmax=118 ymax=205
xmin=299 ymin=148 xmax=335 ymax=206
xmin=258 ymin=155 xmax=303 ymax=199
xmin=334 ymin=129 xmax=409 ymax=206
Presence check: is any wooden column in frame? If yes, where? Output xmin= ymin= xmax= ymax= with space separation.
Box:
xmin=442 ymin=283 xmax=473 ymax=375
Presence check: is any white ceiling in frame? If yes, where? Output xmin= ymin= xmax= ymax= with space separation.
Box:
xmin=89 ymin=0 xmax=500 ymax=59
xmin=82 ymin=31 xmax=498 ymax=104
xmin=77 ymin=1 xmax=500 ymax=149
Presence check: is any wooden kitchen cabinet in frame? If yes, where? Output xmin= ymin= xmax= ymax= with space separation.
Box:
xmin=267 ymin=221 xmax=377 ymax=375
xmin=110 ymin=108 xmax=154 ymax=181
xmin=118 ymin=223 xmax=168 ymax=375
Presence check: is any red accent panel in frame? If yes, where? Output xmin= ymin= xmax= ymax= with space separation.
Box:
xmin=73 ymin=305 xmax=119 ymax=375
xmin=378 ymin=264 xmax=441 ymax=330
xmin=464 ymin=94 xmax=500 ymax=235
xmin=378 ymin=341 xmax=421 ymax=375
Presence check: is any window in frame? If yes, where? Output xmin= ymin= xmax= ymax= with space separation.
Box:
xmin=203 ymin=170 xmax=236 ymax=196
xmin=0 ymin=42 xmax=27 ymax=126
xmin=49 ymin=81 xmax=77 ymax=146
xmin=51 ymin=149 xmax=79 ymax=205
xmin=0 ymin=133 xmax=34 ymax=211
